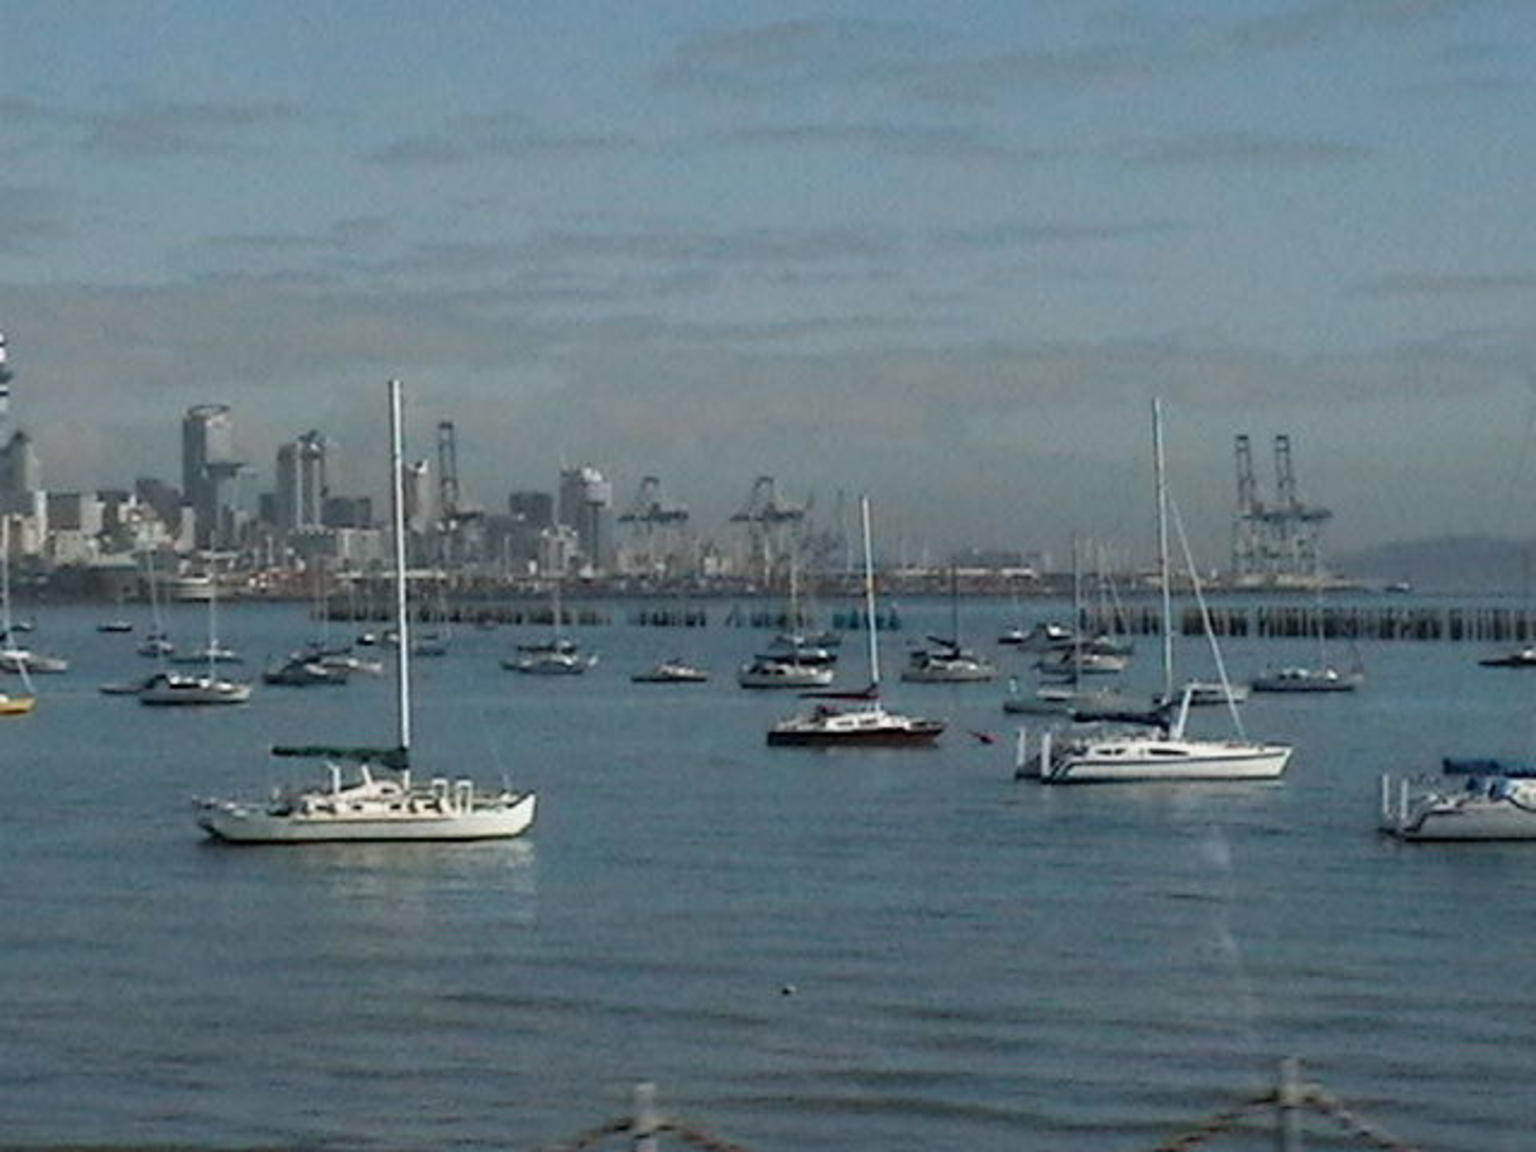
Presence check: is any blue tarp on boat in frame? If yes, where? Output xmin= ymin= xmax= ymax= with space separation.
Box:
xmin=1442 ymin=757 xmax=1536 ymax=778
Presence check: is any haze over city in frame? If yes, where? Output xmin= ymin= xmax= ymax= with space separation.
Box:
xmin=4 ymin=0 xmax=1536 ymax=564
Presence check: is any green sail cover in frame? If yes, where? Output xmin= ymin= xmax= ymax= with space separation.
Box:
xmin=270 ymin=744 xmax=409 ymax=770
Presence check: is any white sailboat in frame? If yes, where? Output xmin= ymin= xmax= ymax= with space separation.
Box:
xmin=0 ymin=517 xmax=37 ymax=716
xmin=196 ymin=379 xmax=537 ymax=843
xmin=0 ymin=520 xmax=67 ymax=676
xmin=1020 ymin=400 xmax=1291 ymax=783
xmin=900 ymin=566 xmax=996 ymax=683
xmin=767 ymin=497 xmax=944 ymax=747
xmin=503 ymin=571 xmax=596 ymax=674
xmin=143 ymin=555 xmax=251 ymax=705
xmin=1249 ymin=562 xmax=1362 ymax=693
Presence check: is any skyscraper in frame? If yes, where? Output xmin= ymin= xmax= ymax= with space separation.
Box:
xmin=181 ymin=404 xmax=241 ymax=549
xmin=0 ymin=430 xmax=40 ymax=494
xmin=274 ymin=430 xmax=328 ymax=535
xmin=558 ymin=465 xmax=614 ymax=573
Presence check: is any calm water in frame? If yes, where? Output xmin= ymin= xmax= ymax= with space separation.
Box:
xmin=3 ymin=596 xmax=1535 ymax=1151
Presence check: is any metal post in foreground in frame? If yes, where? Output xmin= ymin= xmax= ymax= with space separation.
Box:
xmin=1276 ymin=1056 xmax=1302 ymax=1152
xmin=631 ymin=1081 xmax=659 ymax=1152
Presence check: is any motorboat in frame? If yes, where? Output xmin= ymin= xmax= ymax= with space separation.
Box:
xmin=0 ymin=645 xmax=68 ymax=674
xmin=194 ymin=379 xmax=536 ymax=845
xmin=1249 ymin=566 xmax=1362 ymax=693
xmin=1018 ymin=400 xmax=1290 ymax=784
xmin=1001 ymin=676 xmax=1131 ymax=717
xmin=262 ymin=657 xmax=350 ymax=686
xmin=632 ymin=658 xmax=709 ymax=684
xmin=1180 ymin=678 xmax=1251 ymax=706
xmin=1035 ymin=648 xmax=1127 ymax=676
xmin=758 ymin=634 xmax=837 ymax=666
xmin=737 ymin=656 xmax=833 ymax=689
xmin=899 ymin=567 xmax=995 ymax=683
xmin=504 ymin=574 xmax=591 ymax=673
xmin=766 ymin=691 xmax=946 ymax=746
xmin=99 ymin=673 xmax=161 ymax=696
xmin=138 ymin=632 xmax=176 ymax=658
xmin=0 ymin=690 xmax=36 ymax=715
xmin=303 ymin=646 xmax=383 ymax=676
xmin=901 ymin=639 xmax=996 ymax=683
xmin=1380 ymin=761 xmax=1536 ymax=841
xmin=171 ymin=642 xmax=242 ymax=666
xmin=503 ymin=637 xmax=597 ymax=675
xmin=1013 ymin=620 xmax=1132 ymax=657
xmin=139 ymin=670 xmax=252 ymax=706
xmin=1249 ymin=664 xmax=1360 ymax=693
xmin=1479 ymin=647 xmax=1536 ymax=668
xmin=767 ymin=497 xmax=944 ymax=748
xmin=97 ymin=619 xmax=134 ymax=633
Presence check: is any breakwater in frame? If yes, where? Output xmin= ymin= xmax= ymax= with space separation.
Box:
xmin=1084 ymin=602 xmax=1536 ymax=643
xmin=321 ymin=595 xmax=1536 ymax=642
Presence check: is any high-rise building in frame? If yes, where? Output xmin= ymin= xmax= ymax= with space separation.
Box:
xmin=274 ymin=430 xmax=328 ymax=534
xmin=559 ymin=466 xmax=614 ymax=573
xmin=181 ymin=404 xmax=242 ymax=549
xmin=403 ymin=459 xmax=434 ymax=536
xmin=0 ymin=430 xmax=41 ymax=493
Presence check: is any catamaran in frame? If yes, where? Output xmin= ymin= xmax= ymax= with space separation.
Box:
xmin=1018 ymin=400 xmax=1291 ymax=783
xmin=195 ymin=380 xmax=537 ymax=844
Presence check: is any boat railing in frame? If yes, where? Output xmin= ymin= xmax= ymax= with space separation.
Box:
xmin=534 ymin=1061 xmax=1424 ymax=1152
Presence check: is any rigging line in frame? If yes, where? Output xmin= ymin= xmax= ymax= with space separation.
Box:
xmin=1167 ymin=487 xmax=1247 ymax=739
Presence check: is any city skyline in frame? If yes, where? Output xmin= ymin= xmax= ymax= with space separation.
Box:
xmin=4 ymin=2 xmax=1536 ymax=563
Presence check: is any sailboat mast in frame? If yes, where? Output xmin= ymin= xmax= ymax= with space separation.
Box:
xmin=861 ymin=495 xmax=879 ymax=690
xmin=388 ymin=379 xmax=412 ymax=768
xmin=1152 ymin=398 xmax=1174 ymax=702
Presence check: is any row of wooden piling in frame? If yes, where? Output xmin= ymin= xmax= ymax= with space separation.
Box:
xmin=1082 ymin=604 xmax=1536 ymax=643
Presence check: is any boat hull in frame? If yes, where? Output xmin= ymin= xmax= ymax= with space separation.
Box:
xmin=197 ymin=792 xmax=537 ymax=844
xmin=766 ymin=724 xmax=944 ymax=747
xmin=1042 ymin=739 xmax=1291 ymax=783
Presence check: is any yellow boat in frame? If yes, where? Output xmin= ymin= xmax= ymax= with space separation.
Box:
xmin=0 ymin=691 xmax=37 ymax=716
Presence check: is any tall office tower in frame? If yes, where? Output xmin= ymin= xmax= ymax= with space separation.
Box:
xmin=558 ymin=466 xmax=614 ymax=573
xmin=181 ymin=404 xmax=242 ymax=550
xmin=274 ymin=430 xmax=329 ymax=534
xmin=402 ymin=459 xmax=434 ymax=537
xmin=0 ymin=430 xmax=40 ymax=493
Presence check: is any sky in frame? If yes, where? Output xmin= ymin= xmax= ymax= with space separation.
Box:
xmin=3 ymin=0 xmax=1536 ymax=567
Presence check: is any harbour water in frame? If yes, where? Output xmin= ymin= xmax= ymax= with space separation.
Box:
xmin=4 ymin=596 xmax=1536 ymax=1150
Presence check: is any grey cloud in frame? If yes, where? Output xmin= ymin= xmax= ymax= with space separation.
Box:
xmin=726 ymin=122 xmax=1051 ymax=163
xmin=78 ymin=99 xmax=296 ymax=157
xmin=660 ymin=5 xmax=1473 ymax=109
xmin=364 ymin=112 xmax=636 ymax=166
xmin=522 ymin=226 xmax=893 ymax=266
xmin=936 ymin=219 xmax=1183 ymax=249
xmin=1353 ymin=272 xmax=1536 ymax=297
xmin=658 ymin=18 xmax=944 ymax=98
xmin=0 ymin=185 xmax=64 ymax=254
xmin=1126 ymin=132 xmax=1372 ymax=169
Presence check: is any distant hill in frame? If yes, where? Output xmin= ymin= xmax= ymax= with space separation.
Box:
xmin=1333 ymin=535 xmax=1536 ymax=595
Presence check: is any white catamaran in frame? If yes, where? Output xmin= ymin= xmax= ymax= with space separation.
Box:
xmin=195 ymin=380 xmax=537 ymax=843
xmin=1018 ymin=400 xmax=1291 ymax=784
